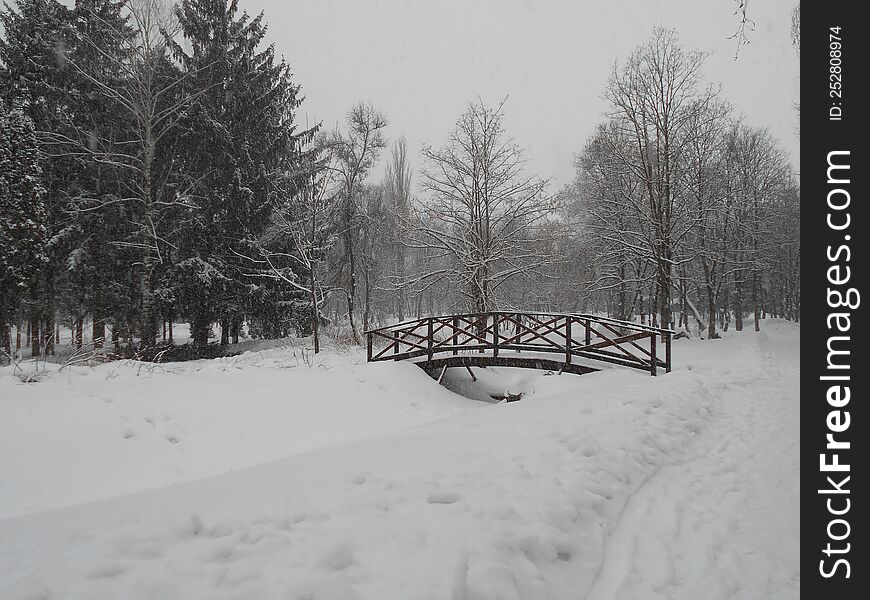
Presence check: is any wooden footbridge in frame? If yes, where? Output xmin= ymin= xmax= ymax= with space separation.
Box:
xmin=365 ymin=312 xmax=673 ymax=377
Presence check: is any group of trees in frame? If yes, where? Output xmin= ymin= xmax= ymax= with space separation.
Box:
xmin=1 ymin=4 xmax=799 ymax=362
xmin=1 ymin=0 xmax=319 ymax=358
xmin=565 ymin=28 xmax=799 ymax=338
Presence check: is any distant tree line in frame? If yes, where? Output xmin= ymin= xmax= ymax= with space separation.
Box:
xmin=1 ymin=4 xmax=799 ymax=363
xmin=556 ymin=28 xmax=800 ymax=338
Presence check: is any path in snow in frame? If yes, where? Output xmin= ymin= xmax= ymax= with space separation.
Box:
xmin=585 ymin=323 xmax=800 ymax=599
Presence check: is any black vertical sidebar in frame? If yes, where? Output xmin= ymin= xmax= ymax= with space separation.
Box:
xmin=802 ymin=2 xmax=867 ymax=597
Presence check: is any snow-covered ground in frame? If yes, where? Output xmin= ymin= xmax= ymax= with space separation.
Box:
xmin=0 ymin=322 xmax=799 ymax=599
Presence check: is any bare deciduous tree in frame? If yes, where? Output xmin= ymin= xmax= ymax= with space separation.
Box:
xmin=383 ymin=137 xmax=412 ymax=320
xmin=604 ymin=28 xmax=710 ymax=329
xmin=411 ymin=98 xmax=552 ymax=313
xmin=327 ymin=103 xmax=388 ymax=343
xmin=684 ymin=98 xmax=734 ymax=338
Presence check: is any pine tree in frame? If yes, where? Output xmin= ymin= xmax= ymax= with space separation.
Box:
xmin=1 ymin=0 xmax=75 ymax=355
xmin=0 ymin=106 xmax=47 ymax=360
xmin=171 ymin=0 xmax=315 ymax=346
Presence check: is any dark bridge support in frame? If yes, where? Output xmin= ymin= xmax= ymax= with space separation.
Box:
xmin=365 ymin=312 xmax=674 ymax=376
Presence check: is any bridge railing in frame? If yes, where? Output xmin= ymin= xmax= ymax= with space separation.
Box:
xmin=365 ymin=312 xmax=673 ymax=375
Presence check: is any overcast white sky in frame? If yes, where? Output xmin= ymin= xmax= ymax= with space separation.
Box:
xmin=249 ymin=0 xmax=800 ymax=188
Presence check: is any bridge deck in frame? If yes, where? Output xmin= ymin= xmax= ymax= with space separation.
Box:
xmin=366 ymin=312 xmax=673 ymax=376
xmin=409 ymin=350 xmax=602 ymax=377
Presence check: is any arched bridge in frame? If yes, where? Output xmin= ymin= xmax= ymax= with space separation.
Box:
xmin=365 ymin=312 xmax=673 ymax=377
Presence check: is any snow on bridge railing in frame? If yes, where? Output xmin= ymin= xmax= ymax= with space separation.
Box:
xmin=365 ymin=312 xmax=673 ymax=376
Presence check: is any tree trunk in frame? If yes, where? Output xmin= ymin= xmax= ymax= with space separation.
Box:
xmin=706 ymin=283 xmax=718 ymax=339
xmin=192 ymin=309 xmax=210 ymax=347
xmin=346 ymin=289 xmax=358 ymax=344
xmin=220 ymin=316 xmax=229 ymax=346
xmin=752 ymin=272 xmax=760 ymax=332
xmin=112 ymin=322 xmax=120 ymax=353
xmin=43 ymin=314 xmax=55 ymax=355
xmin=1 ymin=325 xmax=10 ymax=363
xmin=231 ymin=317 xmax=240 ymax=345
xmin=344 ymin=196 xmax=360 ymax=345
xmin=617 ymin=262 xmax=627 ymax=321
xmin=139 ymin=259 xmax=158 ymax=348
xmin=657 ymin=260 xmax=672 ymax=330
xmin=363 ymin=267 xmax=372 ymax=332
xmin=75 ymin=316 xmax=84 ymax=349
xmin=30 ymin=313 xmax=40 ymax=358
xmin=139 ymin=128 xmax=159 ymax=349
xmin=734 ymin=279 xmax=744 ymax=332
xmin=93 ymin=314 xmax=105 ymax=349
xmin=395 ymin=237 xmax=406 ymax=321
xmin=310 ymin=270 xmax=320 ymax=354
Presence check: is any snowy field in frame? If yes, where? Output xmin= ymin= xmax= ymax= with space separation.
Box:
xmin=0 ymin=322 xmax=799 ymax=599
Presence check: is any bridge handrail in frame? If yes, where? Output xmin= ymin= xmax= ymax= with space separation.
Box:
xmin=364 ymin=312 xmax=675 ymax=336
xmin=365 ymin=311 xmax=673 ymax=376
xmin=572 ymin=313 xmax=675 ymax=336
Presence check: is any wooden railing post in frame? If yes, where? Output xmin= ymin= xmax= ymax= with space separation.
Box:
xmin=649 ymin=332 xmax=657 ymax=376
xmin=665 ymin=332 xmax=672 ymax=373
xmin=366 ymin=332 xmax=372 ymax=362
xmin=393 ymin=330 xmax=399 ymax=360
xmin=492 ymin=312 xmax=499 ymax=358
xmin=585 ymin=318 xmax=591 ymax=345
xmin=427 ymin=318 xmax=434 ymax=361
xmin=565 ymin=316 xmax=572 ymax=365
xmin=452 ymin=316 xmax=459 ymax=355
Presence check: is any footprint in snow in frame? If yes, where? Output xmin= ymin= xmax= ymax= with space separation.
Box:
xmin=88 ymin=563 xmax=127 ymax=579
xmin=317 ymin=544 xmax=355 ymax=571
xmin=427 ymin=490 xmax=460 ymax=504
xmin=208 ymin=543 xmax=236 ymax=562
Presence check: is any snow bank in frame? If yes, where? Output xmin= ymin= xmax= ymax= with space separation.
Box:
xmin=0 ymin=343 xmax=473 ymax=518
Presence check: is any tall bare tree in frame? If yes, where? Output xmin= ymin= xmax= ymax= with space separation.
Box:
xmin=327 ymin=102 xmax=388 ymax=343
xmin=577 ymin=122 xmax=652 ymax=323
xmin=412 ymin=98 xmax=552 ymax=313
xmin=603 ymin=28 xmax=711 ymax=329
xmin=724 ymin=124 xmax=790 ymax=331
xmin=684 ymin=98 xmax=734 ymax=338
xmin=383 ymin=137 xmax=411 ymax=320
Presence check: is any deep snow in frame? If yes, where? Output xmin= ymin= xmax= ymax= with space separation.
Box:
xmin=0 ymin=322 xmax=799 ymax=599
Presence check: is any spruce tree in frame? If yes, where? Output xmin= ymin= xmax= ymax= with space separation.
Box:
xmin=171 ymin=0 xmax=315 ymax=345
xmin=1 ymin=0 xmax=75 ymax=355
xmin=0 ymin=106 xmax=47 ymax=360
